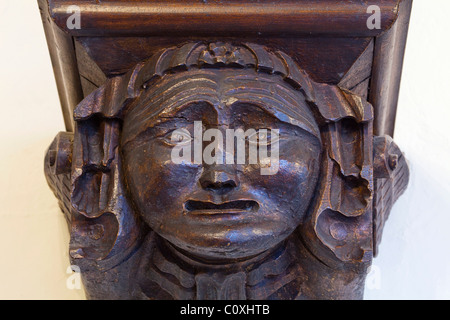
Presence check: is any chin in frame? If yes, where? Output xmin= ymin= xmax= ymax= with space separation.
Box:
xmin=161 ymin=223 xmax=295 ymax=261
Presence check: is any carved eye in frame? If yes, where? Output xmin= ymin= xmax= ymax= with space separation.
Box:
xmin=247 ymin=129 xmax=280 ymax=146
xmin=162 ymin=129 xmax=193 ymax=146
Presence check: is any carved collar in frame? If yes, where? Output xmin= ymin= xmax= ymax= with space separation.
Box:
xmin=132 ymin=232 xmax=306 ymax=300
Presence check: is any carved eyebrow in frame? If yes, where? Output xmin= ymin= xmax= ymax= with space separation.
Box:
xmin=221 ymin=74 xmax=320 ymax=138
xmin=227 ymin=98 xmax=320 ymax=140
xmin=146 ymin=101 xmax=218 ymax=126
xmin=124 ymin=73 xmax=219 ymax=122
xmin=121 ymin=101 xmax=218 ymax=147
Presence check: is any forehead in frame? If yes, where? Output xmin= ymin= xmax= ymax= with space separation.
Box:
xmin=123 ymin=69 xmax=319 ymax=136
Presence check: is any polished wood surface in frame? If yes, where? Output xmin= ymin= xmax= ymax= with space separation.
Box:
xmin=48 ymin=0 xmax=400 ymax=37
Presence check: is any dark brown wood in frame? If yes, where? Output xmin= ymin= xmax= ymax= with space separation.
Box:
xmin=48 ymin=0 xmax=400 ymax=37
xmin=338 ymin=39 xmax=375 ymax=100
xmin=40 ymin=0 xmax=412 ymax=300
xmin=75 ymin=36 xmax=374 ymax=83
xmin=38 ymin=0 xmax=84 ymax=132
xmin=74 ymin=41 xmax=107 ymax=97
xmin=40 ymin=0 xmax=412 ymax=135
xmin=370 ymin=0 xmax=413 ymax=136
xmin=373 ymin=136 xmax=409 ymax=257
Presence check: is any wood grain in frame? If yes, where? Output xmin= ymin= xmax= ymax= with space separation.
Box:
xmin=48 ymin=0 xmax=400 ymax=37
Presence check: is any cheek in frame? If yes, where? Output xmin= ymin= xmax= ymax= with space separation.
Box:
xmin=254 ymin=160 xmax=316 ymax=198
xmin=122 ymin=144 xmax=200 ymax=210
xmin=244 ymin=140 xmax=321 ymax=210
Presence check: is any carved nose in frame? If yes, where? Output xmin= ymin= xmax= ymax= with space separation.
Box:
xmin=199 ymin=167 xmax=239 ymax=194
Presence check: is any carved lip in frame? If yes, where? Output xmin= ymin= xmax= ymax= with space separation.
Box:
xmin=184 ymin=200 xmax=259 ymax=216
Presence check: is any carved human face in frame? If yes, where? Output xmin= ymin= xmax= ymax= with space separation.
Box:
xmin=121 ymin=70 xmax=321 ymax=261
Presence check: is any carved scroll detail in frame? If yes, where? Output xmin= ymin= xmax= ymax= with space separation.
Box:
xmin=373 ymin=135 xmax=410 ymax=256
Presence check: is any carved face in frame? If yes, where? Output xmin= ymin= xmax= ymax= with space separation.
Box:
xmin=121 ymin=69 xmax=321 ymax=261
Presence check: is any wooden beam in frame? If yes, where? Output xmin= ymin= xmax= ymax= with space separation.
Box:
xmin=48 ymin=0 xmax=400 ymax=37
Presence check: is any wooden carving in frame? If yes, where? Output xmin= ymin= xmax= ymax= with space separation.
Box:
xmin=40 ymin=0 xmax=412 ymax=300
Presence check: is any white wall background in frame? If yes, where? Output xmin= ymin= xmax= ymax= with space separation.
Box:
xmin=0 ymin=1 xmax=448 ymax=300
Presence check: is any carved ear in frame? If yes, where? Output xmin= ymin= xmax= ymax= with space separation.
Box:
xmin=71 ymin=119 xmax=120 ymax=218
xmin=326 ymin=119 xmax=373 ymax=218
xmin=299 ymin=85 xmax=374 ymax=267
xmin=70 ymin=118 xmax=141 ymax=264
xmin=307 ymin=152 xmax=373 ymax=266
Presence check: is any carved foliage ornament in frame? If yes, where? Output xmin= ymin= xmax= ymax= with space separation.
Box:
xmin=45 ymin=42 xmax=408 ymax=300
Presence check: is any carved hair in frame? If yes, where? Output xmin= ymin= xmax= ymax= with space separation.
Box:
xmin=69 ymin=42 xmax=374 ymax=269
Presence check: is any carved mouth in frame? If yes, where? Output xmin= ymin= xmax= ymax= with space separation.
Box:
xmin=185 ymin=200 xmax=259 ymax=215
